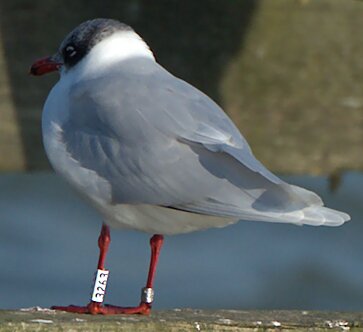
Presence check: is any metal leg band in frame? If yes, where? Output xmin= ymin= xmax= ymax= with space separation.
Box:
xmin=141 ymin=287 xmax=154 ymax=304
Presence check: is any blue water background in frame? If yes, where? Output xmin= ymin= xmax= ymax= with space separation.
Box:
xmin=0 ymin=171 xmax=361 ymax=310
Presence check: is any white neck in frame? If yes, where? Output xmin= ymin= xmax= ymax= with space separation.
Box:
xmin=60 ymin=31 xmax=155 ymax=78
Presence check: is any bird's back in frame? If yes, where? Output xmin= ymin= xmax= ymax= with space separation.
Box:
xmin=43 ymin=57 xmax=350 ymax=233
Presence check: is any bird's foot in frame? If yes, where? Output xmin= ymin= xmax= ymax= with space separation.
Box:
xmin=51 ymin=301 xmax=151 ymax=315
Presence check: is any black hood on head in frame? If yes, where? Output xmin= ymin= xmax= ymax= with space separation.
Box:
xmin=59 ymin=18 xmax=133 ymax=68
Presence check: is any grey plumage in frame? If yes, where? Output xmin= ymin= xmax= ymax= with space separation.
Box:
xmin=56 ymin=57 xmax=349 ymax=230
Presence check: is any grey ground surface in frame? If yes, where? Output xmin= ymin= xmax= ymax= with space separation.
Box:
xmin=1 ymin=308 xmax=363 ymax=331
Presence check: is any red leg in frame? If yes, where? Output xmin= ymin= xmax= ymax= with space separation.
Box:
xmin=102 ymin=234 xmax=164 ymax=315
xmin=52 ymin=225 xmax=164 ymax=315
xmin=97 ymin=223 xmax=111 ymax=270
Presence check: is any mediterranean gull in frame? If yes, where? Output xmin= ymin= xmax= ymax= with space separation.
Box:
xmin=30 ymin=18 xmax=350 ymax=315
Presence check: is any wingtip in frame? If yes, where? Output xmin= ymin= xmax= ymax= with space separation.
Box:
xmin=304 ymin=207 xmax=351 ymax=227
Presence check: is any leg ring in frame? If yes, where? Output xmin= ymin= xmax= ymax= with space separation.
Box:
xmin=141 ymin=287 xmax=154 ymax=304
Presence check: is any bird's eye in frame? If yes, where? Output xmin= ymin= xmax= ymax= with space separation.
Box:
xmin=64 ymin=45 xmax=77 ymax=58
xmin=61 ymin=42 xmax=85 ymax=68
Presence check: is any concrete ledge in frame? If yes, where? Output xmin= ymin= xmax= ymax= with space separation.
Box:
xmin=1 ymin=308 xmax=363 ymax=331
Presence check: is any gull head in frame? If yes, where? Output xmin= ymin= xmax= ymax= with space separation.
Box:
xmin=30 ymin=18 xmax=154 ymax=77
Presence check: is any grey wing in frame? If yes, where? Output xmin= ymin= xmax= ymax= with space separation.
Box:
xmin=62 ymin=58 xmax=324 ymax=222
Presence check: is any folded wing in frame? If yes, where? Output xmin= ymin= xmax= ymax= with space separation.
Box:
xmin=60 ymin=57 xmax=350 ymax=226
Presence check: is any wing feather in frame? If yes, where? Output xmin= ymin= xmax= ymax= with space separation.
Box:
xmin=59 ymin=57 xmax=347 ymax=225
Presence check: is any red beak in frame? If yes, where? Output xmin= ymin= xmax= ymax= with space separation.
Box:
xmin=30 ymin=56 xmax=62 ymax=76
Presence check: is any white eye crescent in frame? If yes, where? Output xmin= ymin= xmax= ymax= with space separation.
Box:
xmin=65 ymin=45 xmax=77 ymax=58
